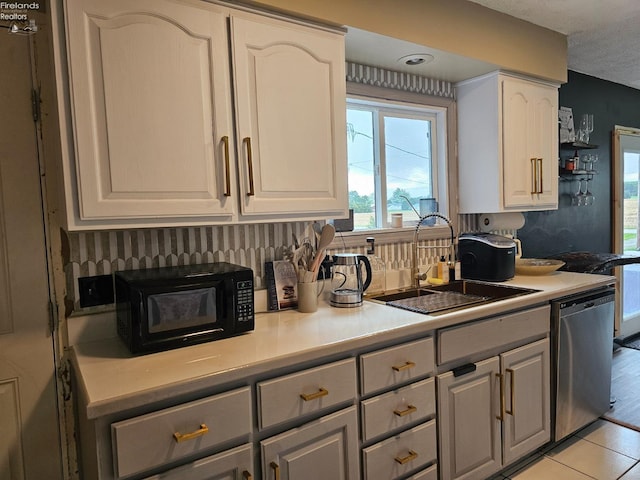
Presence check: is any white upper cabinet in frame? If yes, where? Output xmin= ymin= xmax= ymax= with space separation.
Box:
xmin=231 ymin=14 xmax=347 ymax=218
xmin=63 ymin=0 xmax=236 ymax=223
xmin=457 ymin=72 xmax=559 ymax=213
xmin=58 ymin=0 xmax=347 ymax=229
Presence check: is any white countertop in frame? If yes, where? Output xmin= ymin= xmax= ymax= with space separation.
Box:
xmin=71 ymin=272 xmax=614 ymax=419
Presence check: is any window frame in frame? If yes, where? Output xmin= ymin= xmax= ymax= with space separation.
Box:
xmin=348 ymin=99 xmax=440 ymax=228
xmin=335 ymin=82 xmax=458 ymax=247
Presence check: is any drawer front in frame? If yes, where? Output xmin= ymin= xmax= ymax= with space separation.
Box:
xmin=361 ymin=378 xmax=435 ymax=442
xmin=362 ymin=419 xmax=437 ymax=480
xmin=360 ymin=337 xmax=434 ymax=395
xmin=112 ymin=387 xmax=251 ymax=479
xmin=408 ymin=463 xmax=438 ymax=480
xmin=142 ymin=443 xmax=253 ymax=480
xmin=438 ymin=305 xmax=550 ymax=365
xmin=257 ymin=358 xmax=357 ymax=429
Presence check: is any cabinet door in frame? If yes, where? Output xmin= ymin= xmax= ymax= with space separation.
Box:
xmin=64 ymin=0 xmax=236 ymax=220
xmin=261 ymin=406 xmax=359 ymax=480
xmin=143 ymin=443 xmax=253 ymax=480
xmin=501 ymin=338 xmax=551 ymax=466
xmin=502 ymin=78 xmax=558 ymax=209
xmin=230 ymin=14 xmax=347 ymax=218
xmin=437 ymin=357 xmax=501 ymax=480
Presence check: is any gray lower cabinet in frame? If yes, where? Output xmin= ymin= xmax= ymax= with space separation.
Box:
xmin=437 ymin=337 xmax=551 ymax=480
xmin=260 ymin=406 xmax=360 ymax=480
xmin=78 ymin=306 xmax=554 ymax=480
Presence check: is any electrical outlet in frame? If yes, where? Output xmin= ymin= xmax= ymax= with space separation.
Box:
xmin=78 ymin=275 xmax=114 ymax=308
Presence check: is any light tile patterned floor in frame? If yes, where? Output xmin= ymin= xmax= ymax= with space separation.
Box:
xmin=497 ymin=420 xmax=640 ymax=480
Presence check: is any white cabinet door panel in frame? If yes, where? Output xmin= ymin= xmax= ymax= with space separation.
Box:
xmin=438 ymin=357 xmax=501 ymax=480
xmin=65 ymin=0 xmax=235 ymax=219
xmin=231 ymin=14 xmax=347 ymax=217
xmin=261 ymin=407 xmax=360 ymax=480
xmin=501 ymin=338 xmax=551 ymax=465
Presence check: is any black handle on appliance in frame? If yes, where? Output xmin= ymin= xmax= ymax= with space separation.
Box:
xmin=358 ymin=255 xmax=372 ymax=292
xmin=453 ymin=363 xmax=477 ymax=377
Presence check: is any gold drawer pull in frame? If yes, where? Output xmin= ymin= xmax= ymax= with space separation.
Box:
xmin=395 ymin=449 xmax=418 ymax=465
xmin=243 ymin=471 xmax=252 ymax=480
xmin=222 ymin=135 xmax=231 ymax=197
xmin=506 ymin=368 xmax=515 ymax=416
xmin=392 ymin=361 xmax=416 ymax=372
xmin=244 ymin=137 xmax=255 ymax=196
xmin=394 ymin=404 xmax=417 ymax=417
xmin=173 ymin=423 xmax=209 ymax=443
xmin=270 ymin=461 xmax=280 ymax=480
xmin=300 ymin=387 xmax=329 ymax=401
xmin=496 ymin=372 xmax=505 ymax=421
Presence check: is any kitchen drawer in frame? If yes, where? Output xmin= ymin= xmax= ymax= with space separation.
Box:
xmin=111 ymin=387 xmax=251 ymax=479
xmin=257 ymin=358 xmax=357 ymax=429
xmin=360 ymin=337 xmax=434 ymax=395
xmin=360 ymin=378 xmax=435 ymax=442
xmin=407 ymin=463 xmax=438 ymax=480
xmin=438 ymin=305 xmax=550 ymax=365
xmin=362 ymin=419 xmax=437 ymax=480
xmin=142 ymin=443 xmax=253 ymax=480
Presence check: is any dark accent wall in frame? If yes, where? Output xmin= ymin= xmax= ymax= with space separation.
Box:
xmin=519 ymin=71 xmax=640 ymax=258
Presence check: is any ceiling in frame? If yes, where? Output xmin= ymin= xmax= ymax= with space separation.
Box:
xmin=345 ymin=1 xmax=640 ymax=90
xmin=464 ymin=0 xmax=640 ymax=90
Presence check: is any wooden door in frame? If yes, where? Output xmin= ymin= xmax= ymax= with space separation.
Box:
xmin=501 ymin=339 xmax=551 ymax=466
xmin=231 ymin=13 xmax=347 ymax=218
xmin=502 ymin=77 xmax=558 ymax=209
xmin=437 ymin=357 xmax=501 ymax=480
xmin=261 ymin=407 xmax=359 ymax=480
xmin=530 ymin=84 xmax=559 ymax=207
xmin=64 ymin=0 xmax=236 ymax=221
xmin=0 ymin=29 xmax=63 ymax=480
xmin=502 ymin=77 xmax=536 ymax=209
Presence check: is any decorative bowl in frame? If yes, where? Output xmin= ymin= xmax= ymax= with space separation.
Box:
xmin=515 ymin=258 xmax=565 ymax=276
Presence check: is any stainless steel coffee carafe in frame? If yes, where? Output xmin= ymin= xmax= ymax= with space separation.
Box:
xmin=330 ymin=253 xmax=372 ymax=308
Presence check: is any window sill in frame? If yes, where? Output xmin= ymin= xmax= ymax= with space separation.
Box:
xmin=329 ymin=225 xmax=453 ymax=249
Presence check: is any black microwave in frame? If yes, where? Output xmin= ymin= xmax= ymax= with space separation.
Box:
xmin=115 ymin=262 xmax=254 ymax=354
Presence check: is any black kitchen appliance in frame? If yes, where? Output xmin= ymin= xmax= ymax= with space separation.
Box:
xmin=458 ymin=232 xmax=517 ymax=282
xmin=115 ymin=262 xmax=254 ymax=354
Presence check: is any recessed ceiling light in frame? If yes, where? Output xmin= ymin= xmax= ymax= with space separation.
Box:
xmin=397 ymin=53 xmax=435 ymax=66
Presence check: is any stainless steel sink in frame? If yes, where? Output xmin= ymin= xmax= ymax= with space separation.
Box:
xmin=366 ymin=280 xmax=538 ymax=315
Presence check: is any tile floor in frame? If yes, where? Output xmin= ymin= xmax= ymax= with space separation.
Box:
xmin=495 ymin=419 xmax=640 ymax=479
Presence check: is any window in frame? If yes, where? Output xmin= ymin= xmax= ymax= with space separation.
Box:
xmin=346 ymin=96 xmax=447 ymax=230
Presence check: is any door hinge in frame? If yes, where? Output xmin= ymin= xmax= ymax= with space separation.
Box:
xmin=31 ymin=88 xmax=41 ymax=123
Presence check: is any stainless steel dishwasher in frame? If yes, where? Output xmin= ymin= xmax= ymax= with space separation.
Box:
xmin=552 ymin=287 xmax=616 ymax=441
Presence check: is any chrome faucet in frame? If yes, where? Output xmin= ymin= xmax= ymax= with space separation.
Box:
xmin=398 ymin=195 xmax=456 ymax=288
xmin=412 ymin=213 xmax=455 ymax=288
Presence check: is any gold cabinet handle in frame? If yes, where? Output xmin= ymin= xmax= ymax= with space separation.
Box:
xmin=537 ymin=158 xmax=544 ymax=193
xmin=393 ymin=404 xmax=417 ymax=417
xmin=506 ymin=368 xmax=515 ymax=416
xmin=496 ymin=373 xmax=505 ymax=421
xmin=394 ymin=449 xmax=418 ymax=465
xmin=530 ymin=158 xmax=538 ymax=194
xmin=242 ymin=471 xmax=252 ymax=480
xmin=300 ymin=387 xmax=329 ymax=401
xmin=222 ymin=136 xmax=231 ymax=197
xmin=270 ymin=461 xmax=280 ymax=480
xmin=392 ymin=361 xmax=416 ymax=372
xmin=173 ymin=423 xmax=209 ymax=443
xmin=243 ymin=137 xmax=255 ymax=196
